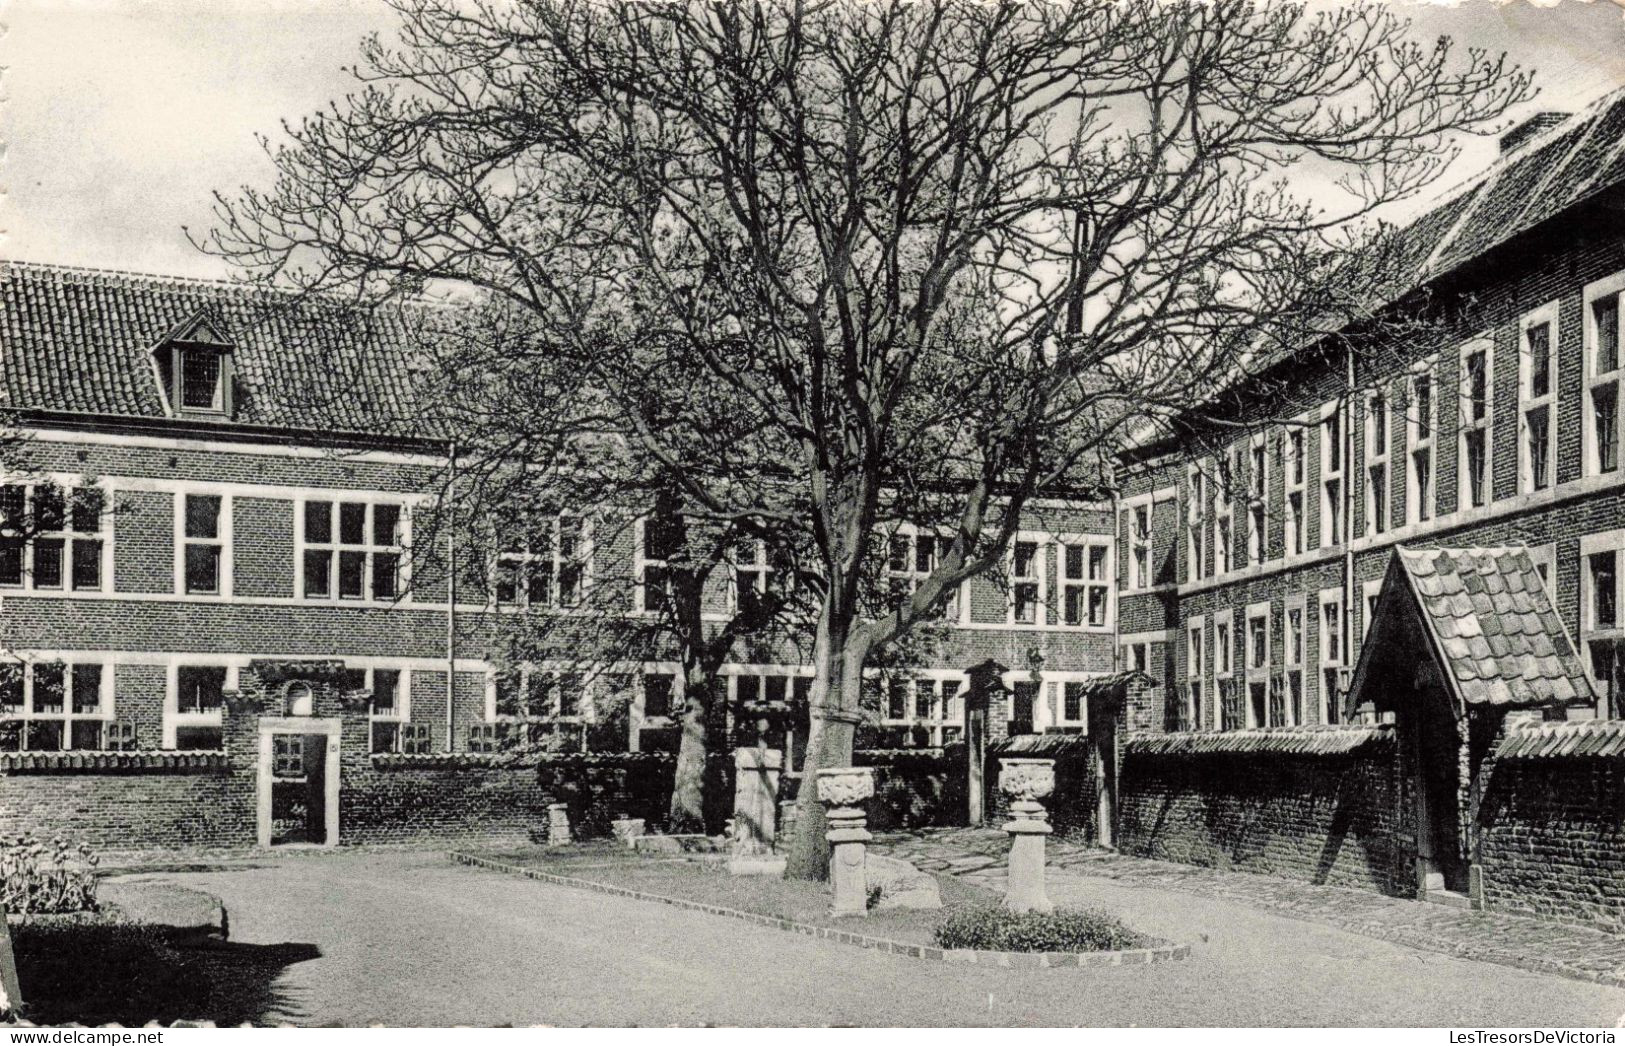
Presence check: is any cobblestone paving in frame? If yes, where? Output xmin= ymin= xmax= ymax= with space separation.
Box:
xmin=875 ymin=827 xmax=1625 ymax=990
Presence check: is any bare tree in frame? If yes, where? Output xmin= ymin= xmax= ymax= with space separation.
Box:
xmin=199 ymin=0 xmax=1530 ymax=877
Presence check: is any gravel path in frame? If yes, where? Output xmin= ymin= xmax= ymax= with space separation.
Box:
xmin=135 ymin=849 xmax=1625 ymax=1027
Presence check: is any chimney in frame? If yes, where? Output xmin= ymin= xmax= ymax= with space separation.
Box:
xmin=1499 ymin=111 xmax=1570 ymax=155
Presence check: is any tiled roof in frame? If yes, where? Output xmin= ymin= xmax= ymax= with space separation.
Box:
xmin=1126 ymin=723 xmax=1394 ymax=758
xmin=991 ymin=732 xmax=1091 ymax=757
xmin=1389 ymin=88 xmax=1625 ymax=297
xmin=0 ymin=260 xmax=444 ymax=437
xmin=1395 ymin=547 xmax=1594 ymax=710
xmin=1495 ymin=718 xmax=1625 ymax=760
xmin=1061 ymin=670 xmax=1157 ymax=703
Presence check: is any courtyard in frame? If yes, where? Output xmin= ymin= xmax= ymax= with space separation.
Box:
xmin=97 ymin=846 xmax=1625 ymax=1027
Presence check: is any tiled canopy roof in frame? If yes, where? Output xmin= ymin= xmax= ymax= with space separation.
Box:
xmin=1496 ymin=718 xmax=1625 ymax=760
xmin=0 ymin=261 xmax=444 ymax=437
xmin=1126 ymin=723 xmax=1394 ymax=758
xmin=1389 ymin=547 xmax=1594 ymax=710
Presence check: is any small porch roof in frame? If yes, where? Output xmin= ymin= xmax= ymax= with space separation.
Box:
xmin=1348 ymin=547 xmax=1594 ymax=715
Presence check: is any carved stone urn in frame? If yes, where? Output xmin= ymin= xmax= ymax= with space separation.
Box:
xmin=999 ymin=757 xmax=1057 ymax=806
xmin=816 ymin=766 xmax=876 ymax=917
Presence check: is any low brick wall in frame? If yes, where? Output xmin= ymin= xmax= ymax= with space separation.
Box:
xmin=856 ymin=748 xmax=962 ymax=831
xmin=1478 ymin=735 xmax=1625 ymax=931
xmin=0 ymin=762 xmax=252 ymax=851
xmin=1116 ymin=727 xmax=1414 ymax=897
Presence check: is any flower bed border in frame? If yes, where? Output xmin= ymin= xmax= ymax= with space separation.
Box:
xmin=449 ymin=851 xmax=1189 ymax=968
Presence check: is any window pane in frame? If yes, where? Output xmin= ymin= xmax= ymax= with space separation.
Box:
xmin=34 ymin=485 xmax=65 ymax=533
xmin=1528 ymin=406 xmax=1551 ymax=489
xmin=338 ymin=550 xmax=366 ymax=598
xmin=69 ymin=721 xmax=105 ymax=751
xmin=1595 ymin=295 xmax=1620 ymax=375
xmin=0 ymin=486 xmax=24 ymax=532
xmin=177 ymin=666 xmax=226 ymax=713
xmin=1467 ymin=351 xmax=1488 ymax=420
xmin=26 ymin=720 xmax=63 ymax=751
xmin=1466 ymin=430 xmax=1488 ymax=506
xmin=185 ymin=543 xmax=220 ymax=594
xmin=303 ymin=549 xmax=332 ymax=597
xmin=643 ymin=674 xmax=673 ymax=718
xmin=558 ymin=562 xmax=583 ymax=607
xmin=34 ymin=663 xmax=66 ymax=713
xmin=1415 ymin=376 xmax=1432 ymax=439
xmin=184 ymin=495 xmax=220 ymax=539
xmin=525 ymin=563 xmax=550 ymax=606
xmin=1594 ymin=384 xmax=1619 ymax=473
xmin=339 ymin=503 xmax=367 ymax=545
xmin=1014 ymin=582 xmax=1038 ymax=623
xmin=181 ymin=350 xmax=222 ymax=409
xmin=372 ymin=670 xmax=400 ymax=715
xmin=372 ymin=552 xmax=399 ymax=600
xmin=0 ymin=538 xmax=23 ymax=586
xmin=0 ymin=665 xmax=21 ymax=711
xmin=71 ymin=539 xmax=102 ymax=590
xmin=646 ymin=516 xmax=680 ymax=562
xmin=1064 ymin=682 xmax=1083 ymax=722
xmin=373 ymin=504 xmax=401 ymax=547
xmin=1591 ymin=553 xmax=1617 ymax=629
xmin=304 ymin=501 xmax=333 ymax=543
xmin=70 ymin=488 xmax=103 ymax=533
xmin=1528 ymin=325 xmax=1552 ymax=397
xmin=33 ymin=538 xmax=63 ymax=588
xmin=1013 ymin=542 xmax=1037 ymax=578
xmin=71 ymin=663 xmax=103 ymax=714
xmin=1064 ymin=586 xmax=1084 ymax=626
xmin=914 ymin=537 xmax=934 ymax=574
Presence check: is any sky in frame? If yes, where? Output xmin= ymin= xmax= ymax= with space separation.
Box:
xmin=2 ymin=0 xmax=1625 ymax=281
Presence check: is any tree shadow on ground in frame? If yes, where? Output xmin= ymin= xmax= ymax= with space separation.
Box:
xmin=12 ymin=920 xmax=319 ymax=1026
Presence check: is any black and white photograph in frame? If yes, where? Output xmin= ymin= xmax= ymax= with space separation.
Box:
xmin=2 ymin=0 xmax=1625 ymax=1030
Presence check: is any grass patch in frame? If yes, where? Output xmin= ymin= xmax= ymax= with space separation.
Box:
xmin=934 ymin=904 xmax=1150 ymax=953
xmin=471 ymin=846 xmax=997 ymax=944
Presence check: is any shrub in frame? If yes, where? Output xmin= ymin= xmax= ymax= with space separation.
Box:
xmin=933 ymin=903 xmax=1149 ymax=953
xmin=2 ymin=834 xmax=100 ymax=914
xmin=11 ymin=919 xmax=206 ymax=1025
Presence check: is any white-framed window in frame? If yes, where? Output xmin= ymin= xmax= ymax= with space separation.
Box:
xmin=1185 ymin=616 xmax=1205 ymax=732
xmin=1058 ymin=679 xmax=1093 ymax=731
xmin=1520 ymin=302 xmax=1559 ymax=494
xmin=1364 ymin=388 xmax=1390 ymax=536
xmin=733 ymin=667 xmax=815 ymax=764
xmin=491 ymin=665 xmax=592 ymax=749
xmin=0 ymin=482 xmax=107 ymax=592
xmin=1121 ymin=640 xmax=1150 ymax=674
xmin=167 ymin=662 xmax=233 ymax=750
xmin=496 ymin=515 xmax=585 ymax=611
xmin=1362 ymin=578 xmax=1384 ymax=642
xmin=1407 ymin=362 xmax=1437 ymax=524
xmin=1215 ymin=451 xmax=1235 ymax=574
xmin=1319 ymin=587 xmax=1345 ymax=724
xmin=1283 ymin=427 xmax=1306 ymax=557
xmin=1127 ymin=504 xmax=1152 ymax=590
xmin=1214 ymin=608 xmax=1237 ymax=730
xmin=1284 ymin=595 xmax=1306 ymax=727
xmin=1244 ymin=603 xmax=1271 ymax=728
xmin=0 ymin=657 xmax=112 ymax=751
xmin=887 ymin=529 xmax=960 ymax=623
xmin=1246 ymin=435 xmax=1268 ymax=564
xmin=633 ymin=513 xmax=680 ymax=615
xmin=880 ymin=672 xmax=965 ymax=746
xmin=1186 ymin=462 xmax=1208 ymax=581
xmin=1319 ymin=403 xmax=1344 ymax=548
xmin=1059 ymin=537 xmax=1112 ymax=629
xmin=298 ymin=497 xmax=406 ymax=603
xmin=341 ymin=666 xmax=410 ymax=754
xmin=1009 ymin=537 xmax=1046 ymax=625
xmin=1580 ymin=530 xmax=1624 ymax=717
xmin=1584 ymin=272 xmax=1625 ymax=479
xmin=1459 ymin=339 xmax=1494 ymax=510
xmin=178 ymin=492 xmax=231 ymax=596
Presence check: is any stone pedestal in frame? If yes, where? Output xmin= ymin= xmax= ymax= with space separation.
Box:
xmin=817 ymin=766 xmax=876 ymax=918
xmin=546 ymin=802 xmax=573 ymax=846
xmin=1000 ymin=758 xmax=1055 ymax=913
xmin=729 ymin=747 xmax=785 ymax=875
xmin=612 ymin=817 xmax=647 ymax=849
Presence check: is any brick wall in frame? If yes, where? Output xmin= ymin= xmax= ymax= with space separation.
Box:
xmin=1478 ymin=755 xmax=1625 ymax=931
xmin=1115 ymin=742 xmax=1415 ymax=896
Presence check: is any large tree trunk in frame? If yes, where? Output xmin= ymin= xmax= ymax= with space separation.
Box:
xmin=784 ymin=607 xmax=868 ymax=881
xmin=667 ymin=670 xmax=712 ymax=833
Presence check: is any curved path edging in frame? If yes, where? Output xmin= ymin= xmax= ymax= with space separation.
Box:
xmin=449 ymin=851 xmax=1190 ymax=968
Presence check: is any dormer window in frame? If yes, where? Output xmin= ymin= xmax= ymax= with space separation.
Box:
xmin=151 ymin=309 xmax=235 ymax=419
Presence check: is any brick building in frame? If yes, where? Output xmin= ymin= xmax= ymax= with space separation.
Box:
xmin=0 ymin=260 xmax=1118 ymax=850
xmin=1114 ymin=90 xmax=1625 ymax=918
